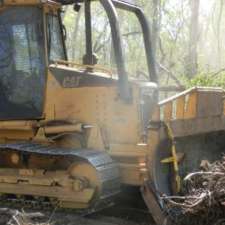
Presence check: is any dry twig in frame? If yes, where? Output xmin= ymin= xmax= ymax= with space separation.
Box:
xmin=162 ymin=156 xmax=225 ymax=225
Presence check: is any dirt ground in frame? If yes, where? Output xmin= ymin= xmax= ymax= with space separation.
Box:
xmin=50 ymin=212 xmax=153 ymax=225
xmin=0 ymin=187 xmax=156 ymax=225
xmin=0 ymin=206 xmax=155 ymax=225
xmin=44 ymin=200 xmax=155 ymax=225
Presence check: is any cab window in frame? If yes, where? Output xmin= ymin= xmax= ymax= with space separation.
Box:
xmin=47 ymin=14 xmax=66 ymax=62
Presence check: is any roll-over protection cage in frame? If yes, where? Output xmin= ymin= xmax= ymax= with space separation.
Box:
xmin=56 ymin=0 xmax=157 ymax=102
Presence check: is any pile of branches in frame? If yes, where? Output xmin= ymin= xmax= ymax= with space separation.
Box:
xmin=0 ymin=208 xmax=50 ymax=225
xmin=162 ymin=156 xmax=225 ymax=225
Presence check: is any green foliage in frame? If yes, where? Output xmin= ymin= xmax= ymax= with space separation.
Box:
xmin=185 ymin=72 xmax=225 ymax=89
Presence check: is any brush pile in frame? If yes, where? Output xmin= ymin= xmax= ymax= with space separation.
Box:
xmin=162 ymin=156 xmax=225 ymax=225
xmin=0 ymin=208 xmax=48 ymax=225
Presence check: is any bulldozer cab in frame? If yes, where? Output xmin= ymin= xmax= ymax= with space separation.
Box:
xmin=0 ymin=1 xmax=69 ymax=120
xmin=0 ymin=0 xmax=157 ymax=120
xmin=0 ymin=6 xmax=47 ymax=119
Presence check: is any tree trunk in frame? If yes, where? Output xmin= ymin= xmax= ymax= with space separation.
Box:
xmin=71 ymin=8 xmax=82 ymax=61
xmin=151 ymin=0 xmax=161 ymax=59
xmin=216 ymin=0 xmax=224 ymax=69
xmin=186 ymin=0 xmax=200 ymax=79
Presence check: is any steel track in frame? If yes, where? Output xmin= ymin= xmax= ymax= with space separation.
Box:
xmin=0 ymin=142 xmax=120 ymax=211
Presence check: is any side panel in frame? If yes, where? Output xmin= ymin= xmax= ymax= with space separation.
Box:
xmin=45 ymin=71 xmax=141 ymax=144
xmin=44 ymin=69 xmax=149 ymax=186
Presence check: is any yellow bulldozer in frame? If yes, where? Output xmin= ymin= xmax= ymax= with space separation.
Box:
xmin=0 ymin=0 xmax=224 ymax=224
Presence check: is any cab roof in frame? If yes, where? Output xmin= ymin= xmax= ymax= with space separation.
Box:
xmin=1 ymin=0 xmax=61 ymax=7
xmin=1 ymin=0 xmax=137 ymax=8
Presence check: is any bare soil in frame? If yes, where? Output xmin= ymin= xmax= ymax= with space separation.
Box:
xmin=0 ymin=187 xmax=156 ymax=225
